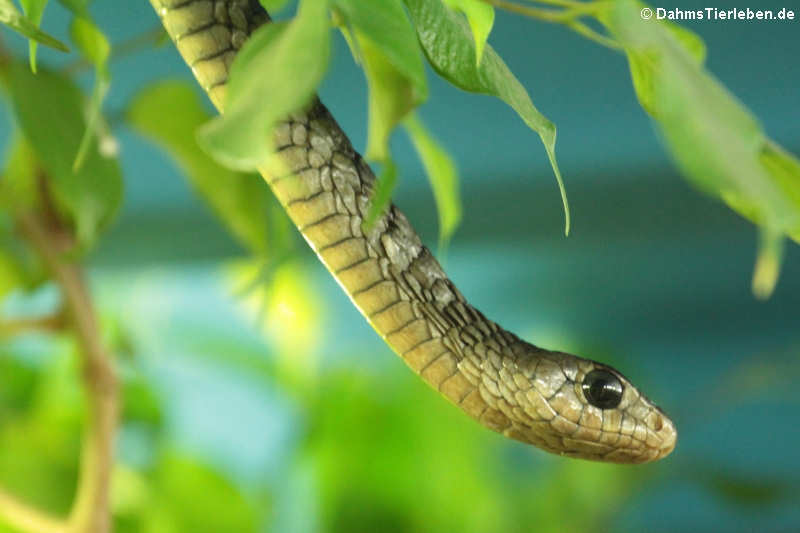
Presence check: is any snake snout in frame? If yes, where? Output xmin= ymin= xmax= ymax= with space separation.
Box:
xmin=648 ymin=411 xmax=677 ymax=461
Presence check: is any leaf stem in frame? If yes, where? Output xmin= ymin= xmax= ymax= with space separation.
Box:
xmin=63 ymin=25 xmax=167 ymax=75
xmin=480 ymin=0 xmax=619 ymax=49
xmin=565 ymin=19 xmax=621 ymax=49
xmin=481 ymin=0 xmax=600 ymax=22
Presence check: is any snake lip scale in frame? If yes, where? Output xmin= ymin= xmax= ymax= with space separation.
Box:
xmin=150 ymin=0 xmax=677 ymax=464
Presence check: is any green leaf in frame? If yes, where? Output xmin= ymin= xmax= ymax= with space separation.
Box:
xmin=332 ymin=0 xmax=426 ymax=104
xmin=758 ymin=141 xmax=800 ymax=243
xmin=127 ymin=80 xmax=279 ymax=254
xmin=607 ymin=0 xmax=800 ymax=298
xmin=0 ymin=0 xmax=68 ymax=52
xmin=0 ymin=197 xmax=46 ymax=296
xmin=333 ymin=0 xmax=427 ymax=160
xmin=0 ymin=245 xmax=25 ymax=301
xmin=144 ymin=452 xmax=259 ymax=533
xmin=198 ymin=0 xmax=331 ymax=170
xmin=443 ymin=0 xmax=494 ymax=65
xmin=0 ymin=134 xmax=38 ymax=212
xmin=359 ymin=38 xmax=415 ymax=162
xmin=363 ymin=158 xmax=398 ymax=230
xmin=70 ymin=15 xmax=110 ymax=66
xmin=69 ymin=16 xmax=112 ymax=172
xmin=602 ymin=2 xmax=706 ymax=118
xmin=122 ymin=375 xmax=163 ymax=429
xmin=403 ymin=114 xmax=461 ymax=250
xmin=404 ymin=0 xmax=570 ymax=235
xmin=7 ymin=64 xmax=122 ymax=247
xmin=19 ymin=0 xmax=50 ymax=72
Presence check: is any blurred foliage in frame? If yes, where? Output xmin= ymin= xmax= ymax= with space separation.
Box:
xmin=0 ymin=334 xmax=264 ymax=533
xmin=306 ymin=368 xmax=640 ymax=533
xmin=5 ymin=304 xmax=796 ymax=532
xmin=127 ymin=80 xmax=291 ymax=256
xmin=0 ymin=0 xmax=68 ymax=59
xmin=603 ymin=0 xmax=800 ymax=298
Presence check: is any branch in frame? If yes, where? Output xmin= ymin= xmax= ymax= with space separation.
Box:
xmin=0 ymin=311 xmax=67 ymax=337
xmin=15 ymin=213 xmax=119 ymax=533
xmin=0 ymin=489 xmax=65 ymax=533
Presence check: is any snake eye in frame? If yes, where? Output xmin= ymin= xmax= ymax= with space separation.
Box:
xmin=582 ymin=369 xmax=624 ymax=409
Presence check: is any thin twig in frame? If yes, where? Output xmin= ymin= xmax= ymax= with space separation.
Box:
xmin=63 ymin=25 xmax=168 ymax=75
xmin=482 ymin=0 xmax=600 ymax=22
xmin=0 ymin=311 xmax=67 ymax=337
xmin=16 ymin=213 xmax=119 ymax=533
xmin=0 ymin=489 xmax=65 ymax=533
xmin=480 ymin=0 xmax=620 ymax=49
xmin=566 ymin=20 xmax=622 ymax=49
xmin=520 ymin=0 xmax=594 ymax=8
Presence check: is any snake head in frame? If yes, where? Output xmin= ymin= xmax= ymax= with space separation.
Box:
xmin=494 ymin=347 xmax=677 ymax=464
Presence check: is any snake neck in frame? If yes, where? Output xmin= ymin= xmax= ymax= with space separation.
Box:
xmin=152 ymin=0 xmax=522 ymax=431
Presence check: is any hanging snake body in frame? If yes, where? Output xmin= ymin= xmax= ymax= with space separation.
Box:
xmin=149 ymin=0 xmax=676 ymax=463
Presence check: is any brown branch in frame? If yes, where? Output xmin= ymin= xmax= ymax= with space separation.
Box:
xmin=15 ymin=213 xmax=119 ymax=533
xmin=0 ymin=311 xmax=67 ymax=337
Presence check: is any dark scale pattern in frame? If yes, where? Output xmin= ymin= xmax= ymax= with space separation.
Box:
xmin=149 ymin=0 xmax=677 ymax=463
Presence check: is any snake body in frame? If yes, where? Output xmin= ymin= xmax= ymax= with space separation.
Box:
xmin=149 ymin=0 xmax=676 ymax=463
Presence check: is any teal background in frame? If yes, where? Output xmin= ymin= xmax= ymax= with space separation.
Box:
xmin=2 ymin=1 xmax=799 ymax=532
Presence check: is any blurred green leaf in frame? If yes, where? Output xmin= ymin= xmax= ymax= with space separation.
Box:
xmin=690 ymin=464 xmax=795 ymax=507
xmin=19 ymin=0 xmax=50 ymax=72
xmin=228 ymin=259 xmax=323 ymax=390
xmin=757 ymin=141 xmax=800 ymax=243
xmin=607 ymin=0 xmax=800 ymax=298
xmin=122 ymin=375 xmax=163 ymax=429
xmin=623 ymin=17 xmax=706 ymax=117
xmin=518 ymin=460 xmax=635 ymax=533
xmin=0 ymin=0 xmax=68 ymax=53
xmin=69 ymin=15 xmax=112 ymax=172
xmin=0 ymin=346 xmax=83 ymax=516
xmin=111 ymin=465 xmax=151 ymax=523
xmin=443 ymin=0 xmax=494 ymax=65
xmin=0 ymin=350 xmax=38 ymax=415
xmin=199 ymin=0 xmax=331 ymax=170
xmin=0 ymin=134 xmax=38 ymax=213
xmin=7 ymin=63 xmax=122 ymax=247
xmin=404 ymin=0 xmax=570 ymax=235
xmin=70 ymin=15 xmax=110 ymax=67
xmin=0 ymin=250 xmax=23 ymax=300
xmin=308 ymin=367 xmax=638 ymax=533
xmin=127 ymin=80 xmax=279 ymax=254
xmin=142 ymin=452 xmax=260 ymax=533
xmin=403 ymin=114 xmax=461 ymax=249
xmin=310 ymin=370 xmax=500 ymax=532
xmin=0 ymin=210 xmax=45 ymax=297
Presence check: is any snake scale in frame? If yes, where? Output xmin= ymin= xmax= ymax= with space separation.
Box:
xmin=149 ymin=0 xmax=676 ymax=463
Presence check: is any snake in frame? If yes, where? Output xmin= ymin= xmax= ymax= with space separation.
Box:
xmin=148 ymin=0 xmax=677 ymax=464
